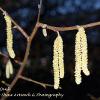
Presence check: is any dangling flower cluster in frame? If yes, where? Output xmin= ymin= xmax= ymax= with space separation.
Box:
xmin=42 ymin=24 xmax=47 ymax=37
xmin=6 ymin=59 xmax=13 ymax=79
xmin=4 ymin=14 xmax=15 ymax=58
xmin=53 ymin=31 xmax=64 ymax=89
xmin=75 ymin=26 xmax=90 ymax=84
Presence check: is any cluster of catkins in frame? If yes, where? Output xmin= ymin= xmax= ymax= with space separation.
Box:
xmin=42 ymin=25 xmax=90 ymax=89
xmin=3 ymin=13 xmax=90 ymax=88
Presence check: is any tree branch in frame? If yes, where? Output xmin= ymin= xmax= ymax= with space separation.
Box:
xmin=37 ymin=0 xmax=42 ymax=22
xmin=0 ymin=52 xmax=22 ymax=65
xmin=1 ymin=81 xmax=10 ymax=87
xmin=19 ymin=75 xmax=61 ymax=89
xmin=37 ymin=21 xmax=100 ymax=31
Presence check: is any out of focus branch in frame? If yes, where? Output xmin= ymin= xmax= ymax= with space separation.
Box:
xmin=88 ymin=94 xmax=100 ymax=100
xmin=1 ymin=81 xmax=10 ymax=87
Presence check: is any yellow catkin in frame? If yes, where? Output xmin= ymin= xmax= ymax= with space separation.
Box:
xmin=57 ymin=32 xmax=64 ymax=78
xmin=6 ymin=59 xmax=13 ymax=79
xmin=53 ymin=32 xmax=64 ymax=89
xmin=75 ymin=30 xmax=82 ymax=84
xmin=42 ymin=28 xmax=47 ymax=37
xmin=80 ymin=27 xmax=90 ymax=76
xmin=75 ymin=26 xmax=90 ymax=84
xmin=42 ymin=24 xmax=47 ymax=37
xmin=53 ymin=36 xmax=60 ymax=89
xmin=4 ymin=15 xmax=15 ymax=58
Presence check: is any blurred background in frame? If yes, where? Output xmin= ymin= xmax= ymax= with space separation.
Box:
xmin=0 ymin=0 xmax=100 ymax=100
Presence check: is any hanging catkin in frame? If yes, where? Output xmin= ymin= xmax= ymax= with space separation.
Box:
xmin=4 ymin=14 xmax=15 ymax=58
xmin=75 ymin=26 xmax=90 ymax=84
xmin=80 ymin=28 xmax=90 ymax=76
xmin=6 ymin=59 xmax=13 ymax=79
xmin=53 ymin=31 xmax=64 ymax=89
xmin=75 ymin=29 xmax=82 ymax=84
xmin=53 ymin=37 xmax=60 ymax=89
xmin=42 ymin=24 xmax=47 ymax=37
xmin=57 ymin=32 xmax=64 ymax=78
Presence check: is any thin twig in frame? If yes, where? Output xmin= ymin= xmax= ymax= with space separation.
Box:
xmin=37 ymin=21 xmax=100 ymax=31
xmin=0 ymin=7 xmax=29 ymax=40
xmin=0 ymin=52 xmax=22 ymax=65
xmin=37 ymin=0 xmax=42 ymax=22
xmin=19 ymin=75 xmax=61 ymax=89
xmin=87 ymin=94 xmax=98 ymax=100
xmin=1 ymin=81 xmax=10 ymax=87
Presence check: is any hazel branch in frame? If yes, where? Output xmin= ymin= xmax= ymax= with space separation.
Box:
xmin=37 ymin=21 xmax=100 ymax=31
xmin=19 ymin=75 xmax=61 ymax=89
xmin=0 ymin=52 xmax=22 ymax=65
xmin=1 ymin=81 xmax=10 ymax=87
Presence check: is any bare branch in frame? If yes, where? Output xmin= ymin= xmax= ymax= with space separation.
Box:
xmin=37 ymin=0 xmax=42 ymax=22
xmin=0 ymin=52 xmax=22 ymax=65
xmin=19 ymin=75 xmax=61 ymax=89
xmin=88 ymin=94 xmax=98 ymax=100
xmin=1 ymin=81 xmax=10 ymax=87
xmin=37 ymin=21 xmax=100 ymax=32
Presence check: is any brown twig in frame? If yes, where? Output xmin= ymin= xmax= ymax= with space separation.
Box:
xmin=88 ymin=94 xmax=98 ymax=100
xmin=1 ymin=81 xmax=10 ymax=87
xmin=0 ymin=52 xmax=22 ymax=65
xmin=19 ymin=75 xmax=61 ymax=89
xmin=37 ymin=21 xmax=100 ymax=31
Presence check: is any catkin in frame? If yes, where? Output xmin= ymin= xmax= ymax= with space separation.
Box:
xmin=6 ymin=59 xmax=13 ymax=79
xmin=53 ymin=36 xmax=60 ymax=89
xmin=42 ymin=24 xmax=47 ymax=37
xmin=75 ymin=30 xmax=82 ymax=84
xmin=75 ymin=26 xmax=90 ymax=84
xmin=42 ymin=28 xmax=47 ymax=37
xmin=53 ymin=32 xmax=64 ymax=89
xmin=4 ymin=15 xmax=15 ymax=58
xmin=57 ymin=32 xmax=64 ymax=78
xmin=80 ymin=28 xmax=90 ymax=76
